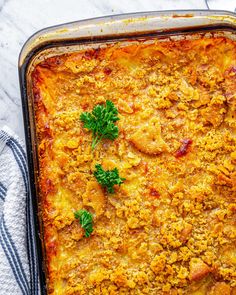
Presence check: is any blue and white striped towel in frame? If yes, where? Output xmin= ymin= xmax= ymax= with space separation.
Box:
xmin=0 ymin=126 xmax=40 ymax=295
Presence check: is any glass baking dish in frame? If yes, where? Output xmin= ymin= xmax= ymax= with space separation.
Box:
xmin=18 ymin=10 xmax=236 ymax=294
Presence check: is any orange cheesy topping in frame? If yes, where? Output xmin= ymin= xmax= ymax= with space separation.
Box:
xmin=33 ymin=36 xmax=236 ymax=295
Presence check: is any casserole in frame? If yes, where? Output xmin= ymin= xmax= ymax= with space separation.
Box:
xmin=19 ymin=10 xmax=236 ymax=295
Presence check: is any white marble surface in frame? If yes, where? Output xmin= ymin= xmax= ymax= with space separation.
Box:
xmin=0 ymin=0 xmax=235 ymax=140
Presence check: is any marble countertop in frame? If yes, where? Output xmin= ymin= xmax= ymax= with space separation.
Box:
xmin=0 ymin=0 xmax=235 ymax=140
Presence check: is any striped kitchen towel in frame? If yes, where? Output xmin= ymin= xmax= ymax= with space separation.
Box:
xmin=0 ymin=126 xmax=40 ymax=295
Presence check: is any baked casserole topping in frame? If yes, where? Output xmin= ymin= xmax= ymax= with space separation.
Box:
xmin=33 ymin=36 xmax=236 ymax=295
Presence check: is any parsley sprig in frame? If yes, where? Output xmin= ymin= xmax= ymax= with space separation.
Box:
xmin=94 ymin=164 xmax=125 ymax=194
xmin=80 ymin=100 xmax=119 ymax=150
xmin=74 ymin=209 xmax=93 ymax=238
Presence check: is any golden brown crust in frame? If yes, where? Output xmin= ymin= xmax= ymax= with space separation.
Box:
xmin=33 ymin=36 xmax=236 ymax=294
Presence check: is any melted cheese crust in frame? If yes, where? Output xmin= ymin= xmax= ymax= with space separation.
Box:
xmin=33 ymin=37 xmax=236 ymax=295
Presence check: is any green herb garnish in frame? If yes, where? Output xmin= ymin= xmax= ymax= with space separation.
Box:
xmin=80 ymin=100 xmax=119 ymax=150
xmin=94 ymin=164 xmax=125 ymax=194
xmin=74 ymin=209 xmax=93 ymax=238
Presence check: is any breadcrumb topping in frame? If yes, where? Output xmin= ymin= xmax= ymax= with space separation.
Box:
xmin=33 ymin=36 xmax=236 ymax=295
